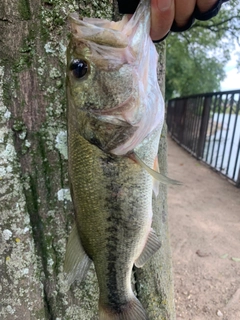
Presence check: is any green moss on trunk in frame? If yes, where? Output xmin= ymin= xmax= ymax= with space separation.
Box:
xmin=18 ymin=0 xmax=31 ymax=20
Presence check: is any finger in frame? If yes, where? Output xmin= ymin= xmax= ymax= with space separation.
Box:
xmin=196 ymin=0 xmax=219 ymax=12
xmin=150 ymin=0 xmax=175 ymax=41
xmin=174 ymin=0 xmax=196 ymax=27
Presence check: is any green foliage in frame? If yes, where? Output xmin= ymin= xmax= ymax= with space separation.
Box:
xmin=166 ymin=0 xmax=240 ymax=100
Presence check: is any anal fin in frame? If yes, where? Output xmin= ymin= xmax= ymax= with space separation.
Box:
xmin=64 ymin=223 xmax=92 ymax=286
xmin=135 ymin=229 xmax=161 ymax=268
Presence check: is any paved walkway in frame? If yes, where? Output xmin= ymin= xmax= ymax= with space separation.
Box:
xmin=167 ymin=136 xmax=240 ymax=320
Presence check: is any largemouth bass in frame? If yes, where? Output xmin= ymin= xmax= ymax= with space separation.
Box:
xmin=64 ymin=1 xmax=178 ymax=319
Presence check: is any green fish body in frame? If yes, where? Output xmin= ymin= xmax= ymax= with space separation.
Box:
xmin=64 ymin=1 xmax=170 ymax=319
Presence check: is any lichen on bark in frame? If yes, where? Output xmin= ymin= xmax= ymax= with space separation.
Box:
xmin=0 ymin=65 xmax=44 ymax=319
xmin=0 ymin=0 xmax=175 ymax=319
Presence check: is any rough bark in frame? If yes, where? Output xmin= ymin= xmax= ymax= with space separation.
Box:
xmin=0 ymin=0 xmax=175 ymax=319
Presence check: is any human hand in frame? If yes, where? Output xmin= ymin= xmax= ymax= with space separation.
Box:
xmin=150 ymin=0 xmax=224 ymax=41
xmin=117 ymin=0 xmax=228 ymax=42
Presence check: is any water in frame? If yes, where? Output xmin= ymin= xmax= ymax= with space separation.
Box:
xmin=204 ymin=113 xmax=240 ymax=182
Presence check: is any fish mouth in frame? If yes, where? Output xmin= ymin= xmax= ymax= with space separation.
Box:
xmin=69 ymin=13 xmax=129 ymax=48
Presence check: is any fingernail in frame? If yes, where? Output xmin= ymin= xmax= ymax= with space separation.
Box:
xmin=158 ymin=0 xmax=171 ymax=11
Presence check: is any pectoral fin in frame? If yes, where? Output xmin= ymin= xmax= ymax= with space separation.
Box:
xmin=133 ymin=152 xmax=181 ymax=185
xmin=135 ymin=229 xmax=161 ymax=268
xmin=64 ymin=223 xmax=92 ymax=286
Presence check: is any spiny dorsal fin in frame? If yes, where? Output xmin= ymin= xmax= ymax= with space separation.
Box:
xmin=135 ymin=229 xmax=161 ymax=268
xmin=133 ymin=152 xmax=181 ymax=186
xmin=64 ymin=223 xmax=92 ymax=287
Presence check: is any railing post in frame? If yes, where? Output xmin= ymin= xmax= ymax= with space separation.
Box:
xmin=166 ymin=100 xmax=174 ymax=134
xmin=179 ymin=99 xmax=187 ymax=144
xmin=236 ymin=168 xmax=240 ymax=188
xmin=196 ymin=96 xmax=212 ymax=159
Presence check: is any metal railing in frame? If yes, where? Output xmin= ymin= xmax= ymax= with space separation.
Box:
xmin=167 ymin=90 xmax=240 ymax=187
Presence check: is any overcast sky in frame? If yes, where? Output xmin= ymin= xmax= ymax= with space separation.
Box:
xmin=220 ymin=45 xmax=240 ymax=91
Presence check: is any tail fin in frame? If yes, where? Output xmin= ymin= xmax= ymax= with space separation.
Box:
xmin=99 ymin=297 xmax=148 ymax=320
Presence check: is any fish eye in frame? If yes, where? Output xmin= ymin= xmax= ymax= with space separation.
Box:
xmin=70 ymin=59 xmax=88 ymax=78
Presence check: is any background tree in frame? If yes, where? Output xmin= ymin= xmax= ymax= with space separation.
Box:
xmin=0 ymin=0 xmax=174 ymax=319
xmin=166 ymin=0 xmax=240 ymax=100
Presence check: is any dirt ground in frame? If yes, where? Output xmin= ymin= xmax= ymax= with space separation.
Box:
xmin=167 ymin=136 xmax=240 ymax=320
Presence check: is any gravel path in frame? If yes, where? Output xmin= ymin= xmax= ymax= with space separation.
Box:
xmin=167 ymin=136 xmax=240 ymax=320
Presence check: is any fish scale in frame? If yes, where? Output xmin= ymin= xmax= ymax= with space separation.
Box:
xmin=68 ymin=123 xmax=153 ymax=293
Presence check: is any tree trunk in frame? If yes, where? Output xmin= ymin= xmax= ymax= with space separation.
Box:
xmin=0 ymin=1 xmax=175 ymax=319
